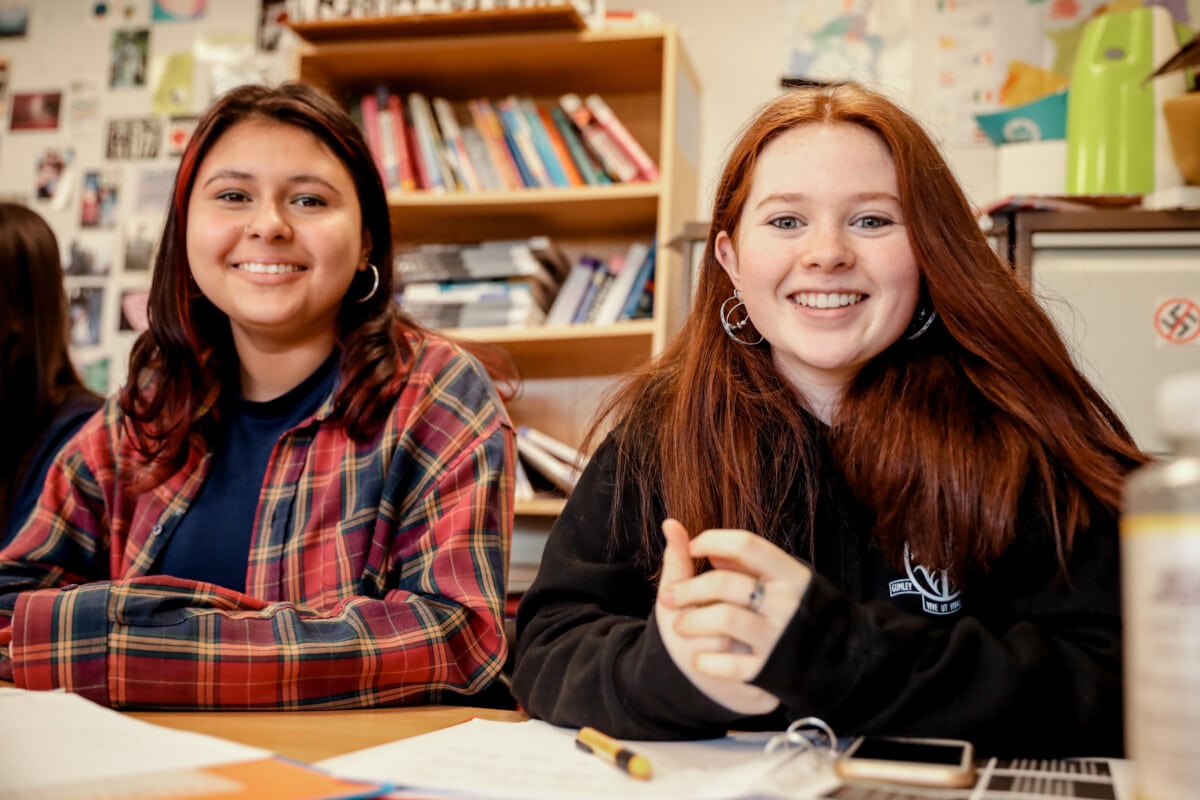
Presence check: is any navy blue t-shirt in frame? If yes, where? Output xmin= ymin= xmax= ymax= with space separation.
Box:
xmin=153 ymin=353 xmax=339 ymax=592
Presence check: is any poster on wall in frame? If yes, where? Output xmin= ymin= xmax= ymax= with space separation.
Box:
xmin=781 ymin=0 xmax=914 ymax=97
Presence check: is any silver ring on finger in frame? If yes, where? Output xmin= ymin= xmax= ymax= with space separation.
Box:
xmin=747 ymin=578 xmax=766 ymax=614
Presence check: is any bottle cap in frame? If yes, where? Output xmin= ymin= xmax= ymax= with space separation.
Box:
xmin=1157 ymin=371 xmax=1200 ymax=439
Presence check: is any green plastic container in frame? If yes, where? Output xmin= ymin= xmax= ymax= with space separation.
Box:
xmin=1065 ymin=7 xmax=1175 ymax=194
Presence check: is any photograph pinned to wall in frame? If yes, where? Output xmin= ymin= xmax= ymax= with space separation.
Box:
xmin=9 ymin=90 xmax=62 ymax=131
xmin=135 ymin=167 xmax=174 ymax=214
xmin=106 ymin=116 xmax=161 ymax=160
xmin=66 ymin=230 xmax=116 ymax=276
xmin=35 ymin=147 xmax=74 ymax=201
xmin=166 ymin=114 xmax=199 ymax=155
xmin=110 ymin=28 xmax=150 ymax=88
xmin=0 ymin=3 xmax=29 ymax=38
xmin=80 ymin=169 xmax=121 ymax=229
xmin=152 ymin=0 xmax=206 ymax=21
xmin=150 ymin=51 xmax=194 ymax=115
xmin=119 ymin=287 xmax=151 ymax=332
xmin=123 ymin=219 xmax=158 ymax=272
xmin=67 ymin=284 xmax=105 ymax=347
xmin=258 ymin=0 xmax=288 ymax=52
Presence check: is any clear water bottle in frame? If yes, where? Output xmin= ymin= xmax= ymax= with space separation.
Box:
xmin=1121 ymin=371 xmax=1200 ymax=798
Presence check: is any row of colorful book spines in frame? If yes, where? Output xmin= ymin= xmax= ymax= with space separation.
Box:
xmin=353 ymin=88 xmax=657 ymax=194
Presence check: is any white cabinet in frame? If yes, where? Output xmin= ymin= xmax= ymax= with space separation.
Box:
xmin=1018 ymin=212 xmax=1200 ymax=455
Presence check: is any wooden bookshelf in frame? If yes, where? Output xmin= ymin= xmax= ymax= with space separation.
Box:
xmin=288 ymin=6 xmax=586 ymax=44
xmin=292 ymin=21 xmax=700 ymax=536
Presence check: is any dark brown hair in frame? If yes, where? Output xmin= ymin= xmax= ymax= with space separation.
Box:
xmin=0 ymin=203 xmax=99 ymax=523
xmin=592 ymin=83 xmax=1146 ymax=579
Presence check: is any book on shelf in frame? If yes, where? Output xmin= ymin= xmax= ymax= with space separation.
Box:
xmin=619 ymin=237 xmax=656 ymax=320
xmin=461 ymin=126 xmax=505 ymax=191
xmin=432 ymin=96 xmax=483 ymax=192
xmin=385 ymin=91 xmax=418 ymax=191
xmin=559 ymin=92 xmax=640 ymax=183
xmin=467 ymin=98 xmax=525 ymax=190
xmin=571 ymin=253 xmax=615 ymax=324
xmin=359 ymin=91 xmax=387 ymax=186
xmin=400 ymin=280 xmax=548 ymax=330
xmin=515 ymin=427 xmax=583 ymax=493
xmin=590 ymin=240 xmax=650 ymax=325
xmin=584 ymin=92 xmax=660 ymax=181
xmin=517 ymin=97 xmax=571 ymax=187
xmin=407 ymin=92 xmax=449 ymax=192
xmin=548 ymin=104 xmax=608 ymax=185
xmin=497 ymin=95 xmax=553 ymax=188
xmin=518 ymin=425 xmax=586 ymax=472
xmin=544 ymin=254 xmax=602 ymax=327
xmin=374 ymin=85 xmax=402 ymax=190
xmin=513 ymin=456 xmax=536 ymax=502
xmin=580 ymin=251 xmax=626 ymax=324
xmin=537 ymin=104 xmax=585 ymax=186
xmin=395 ymin=236 xmax=568 ymax=288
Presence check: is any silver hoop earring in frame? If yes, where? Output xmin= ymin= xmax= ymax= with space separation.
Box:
xmin=904 ymin=301 xmax=938 ymax=341
xmin=354 ymin=263 xmax=380 ymax=304
xmin=720 ymin=289 xmax=764 ymax=346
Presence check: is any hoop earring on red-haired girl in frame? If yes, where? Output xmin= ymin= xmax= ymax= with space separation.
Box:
xmin=720 ymin=289 xmax=764 ymax=346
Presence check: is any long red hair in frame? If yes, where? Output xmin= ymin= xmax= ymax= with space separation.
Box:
xmin=592 ymin=83 xmax=1146 ymax=579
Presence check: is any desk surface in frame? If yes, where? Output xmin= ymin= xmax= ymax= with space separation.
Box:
xmin=2 ymin=680 xmax=527 ymax=764
xmin=127 ymin=705 xmax=529 ymax=763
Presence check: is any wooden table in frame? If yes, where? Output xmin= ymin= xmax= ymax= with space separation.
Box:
xmin=2 ymin=680 xmax=527 ymax=764
xmin=127 ymin=705 xmax=529 ymax=763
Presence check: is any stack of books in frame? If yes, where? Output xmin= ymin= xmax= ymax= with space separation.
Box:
xmin=514 ymin=425 xmax=586 ymax=499
xmin=354 ymin=87 xmax=657 ymax=194
xmin=395 ymin=236 xmax=570 ymax=330
xmin=544 ymin=239 xmax=655 ymax=327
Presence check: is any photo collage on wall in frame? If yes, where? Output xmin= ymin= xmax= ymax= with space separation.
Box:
xmin=0 ymin=0 xmax=296 ymax=394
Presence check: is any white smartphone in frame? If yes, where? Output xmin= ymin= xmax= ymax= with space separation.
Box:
xmin=834 ymin=736 xmax=976 ymax=788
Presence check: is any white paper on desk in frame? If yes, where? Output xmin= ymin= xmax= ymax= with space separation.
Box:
xmin=0 ymin=688 xmax=271 ymax=794
xmin=317 ymin=718 xmax=842 ymax=800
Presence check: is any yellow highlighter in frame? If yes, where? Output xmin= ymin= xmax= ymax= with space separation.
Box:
xmin=574 ymin=726 xmax=653 ymax=781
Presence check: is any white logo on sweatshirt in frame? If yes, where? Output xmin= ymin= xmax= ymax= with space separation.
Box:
xmin=888 ymin=543 xmax=962 ymax=616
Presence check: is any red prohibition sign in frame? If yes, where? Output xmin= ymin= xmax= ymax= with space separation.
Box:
xmin=1154 ymin=298 xmax=1200 ymax=344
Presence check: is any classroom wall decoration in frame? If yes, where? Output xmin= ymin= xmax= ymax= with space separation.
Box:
xmin=0 ymin=0 xmax=294 ymax=394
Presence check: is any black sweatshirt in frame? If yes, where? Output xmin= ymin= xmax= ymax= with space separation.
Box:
xmin=512 ymin=431 xmax=1124 ymax=758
